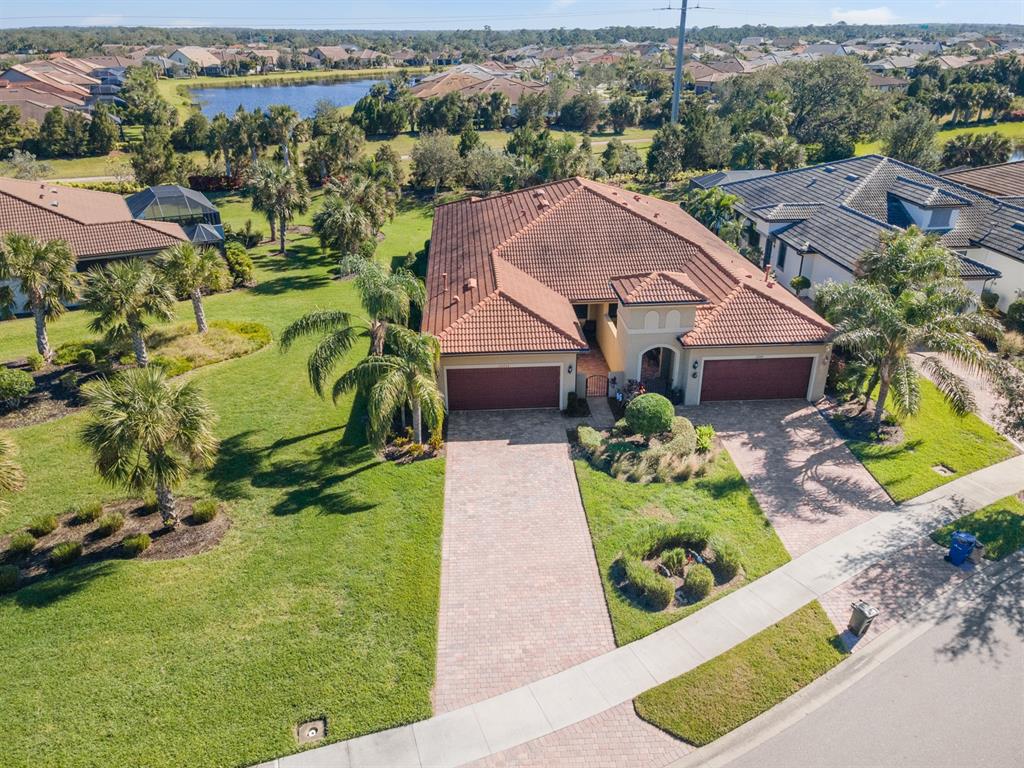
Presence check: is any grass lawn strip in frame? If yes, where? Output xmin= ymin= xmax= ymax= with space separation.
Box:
xmin=0 ymin=198 xmax=444 ymax=768
xmin=846 ymin=378 xmax=1017 ymax=503
xmin=634 ymin=601 xmax=846 ymax=746
xmin=575 ymin=451 xmax=790 ymax=645
xmin=931 ymin=494 xmax=1024 ymax=561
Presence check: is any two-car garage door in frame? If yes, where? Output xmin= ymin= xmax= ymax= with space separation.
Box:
xmin=446 ymin=366 xmax=560 ymax=410
xmin=700 ymin=357 xmax=814 ymax=402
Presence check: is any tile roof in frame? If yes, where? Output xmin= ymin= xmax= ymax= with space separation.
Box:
xmin=723 ymin=155 xmax=1022 ymax=276
xmin=609 ymin=271 xmax=708 ymax=305
xmin=0 ymin=177 xmax=188 ymax=260
xmin=424 ymin=178 xmax=831 ymax=354
xmin=942 ymin=161 xmax=1024 ymax=198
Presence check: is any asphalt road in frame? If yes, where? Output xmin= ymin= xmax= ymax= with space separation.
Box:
xmin=725 ymin=571 xmax=1024 ymax=768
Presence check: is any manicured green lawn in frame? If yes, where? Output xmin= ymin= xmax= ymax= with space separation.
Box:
xmin=634 ymin=601 xmax=846 ymax=746
xmin=575 ymin=451 xmax=790 ymax=645
xmin=932 ymin=494 xmax=1024 ymax=560
xmin=0 ymin=200 xmax=444 ymax=767
xmin=856 ymin=120 xmax=1024 ymax=156
xmin=846 ymin=378 xmax=1017 ymax=503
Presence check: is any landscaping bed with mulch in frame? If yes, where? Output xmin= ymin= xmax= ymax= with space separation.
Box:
xmin=822 ymin=398 xmax=904 ymax=447
xmin=0 ymin=360 xmax=98 ymax=429
xmin=1 ymin=497 xmax=230 ymax=589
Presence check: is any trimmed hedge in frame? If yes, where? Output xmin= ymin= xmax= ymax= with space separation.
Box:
xmin=576 ymin=426 xmax=604 ymax=460
xmin=625 ymin=393 xmax=674 ymax=439
xmin=636 ymin=520 xmax=713 ymax=559
xmin=709 ymin=535 xmax=742 ymax=581
xmin=668 ymin=417 xmax=697 ymax=456
xmin=682 ymin=563 xmax=714 ymax=601
xmin=49 ymin=540 xmax=82 ymax=568
xmin=622 ymin=555 xmax=676 ymax=610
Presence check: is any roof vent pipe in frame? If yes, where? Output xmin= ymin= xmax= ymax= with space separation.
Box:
xmin=464 ymin=277 xmax=477 ymax=291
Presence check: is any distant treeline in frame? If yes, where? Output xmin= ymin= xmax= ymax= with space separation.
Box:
xmin=2 ymin=23 xmax=1024 ymax=57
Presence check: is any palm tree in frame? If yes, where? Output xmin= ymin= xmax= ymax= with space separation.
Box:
xmin=248 ymin=162 xmax=310 ymax=255
xmin=0 ymin=234 xmax=78 ymax=361
xmin=0 ymin=432 xmax=25 ymax=511
xmin=206 ymin=112 xmax=234 ymax=177
xmin=328 ymin=173 xmax=395 ymax=233
xmin=155 ymin=243 xmax=226 ymax=334
xmin=82 ymin=259 xmax=175 ymax=367
xmin=265 ymin=105 xmax=301 ymax=168
xmin=312 ymin=193 xmax=374 ymax=260
xmin=681 ymin=187 xmax=740 ymax=234
xmin=761 ymin=135 xmax=805 ymax=171
xmin=817 ymin=227 xmax=1001 ymax=427
xmin=246 ymin=161 xmax=278 ymax=242
xmin=279 ymin=260 xmax=433 ymax=446
xmin=81 ymin=367 xmax=218 ymax=526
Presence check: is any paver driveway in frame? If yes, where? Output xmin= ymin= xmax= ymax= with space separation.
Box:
xmin=435 ymin=409 xmax=687 ymax=765
xmin=682 ymin=400 xmax=897 ymax=557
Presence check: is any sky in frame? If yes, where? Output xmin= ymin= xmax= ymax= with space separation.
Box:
xmin=2 ymin=0 xmax=1023 ymax=30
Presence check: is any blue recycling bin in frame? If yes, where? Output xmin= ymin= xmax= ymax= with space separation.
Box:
xmin=948 ymin=531 xmax=977 ymax=566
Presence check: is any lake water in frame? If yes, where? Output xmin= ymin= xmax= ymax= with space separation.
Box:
xmin=190 ymin=78 xmax=383 ymax=118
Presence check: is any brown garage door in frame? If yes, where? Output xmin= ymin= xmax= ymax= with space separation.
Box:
xmin=447 ymin=366 xmax=560 ymax=410
xmin=700 ymin=357 xmax=813 ymax=401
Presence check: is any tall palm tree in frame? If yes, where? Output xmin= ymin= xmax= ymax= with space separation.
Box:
xmin=155 ymin=243 xmax=226 ymax=334
xmin=681 ymin=187 xmax=740 ymax=234
xmin=82 ymin=259 xmax=175 ymax=367
xmin=0 ymin=234 xmax=78 ymax=361
xmin=817 ymin=228 xmax=1001 ymax=427
xmin=266 ymin=105 xmax=301 ymax=168
xmin=279 ymin=260 xmax=433 ymax=446
xmin=248 ymin=162 xmax=310 ymax=255
xmin=81 ymin=367 xmax=218 ymax=526
xmin=246 ymin=161 xmax=278 ymax=242
xmin=328 ymin=173 xmax=395 ymax=233
xmin=312 ymin=193 xmax=374 ymax=259
xmin=0 ymin=432 xmax=25 ymax=512
xmin=206 ymin=112 xmax=234 ymax=177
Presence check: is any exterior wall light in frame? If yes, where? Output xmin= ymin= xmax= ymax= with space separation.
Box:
xmin=567 ymin=365 xmax=573 ymax=374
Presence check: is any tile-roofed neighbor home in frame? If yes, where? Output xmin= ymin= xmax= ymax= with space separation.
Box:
xmin=721 ymin=155 xmax=1023 ymax=312
xmin=0 ymin=177 xmax=188 ymax=310
xmin=425 ymin=178 xmax=833 ymax=411
xmin=942 ymin=161 xmax=1024 ymax=199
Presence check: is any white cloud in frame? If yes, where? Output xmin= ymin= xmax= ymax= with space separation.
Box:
xmin=81 ymin=15 xmax=125 ymax=26
xmin=829 ymin=6 xmax=897 ymax=24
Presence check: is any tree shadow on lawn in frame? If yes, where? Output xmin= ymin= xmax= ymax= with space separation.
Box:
xmin=250 ymin=272 xmax=331 ymax=296
xmin=6 ymin=560 xmax=117 ymax=610
xmin=253 ymin=242 xmax=333 ymax=273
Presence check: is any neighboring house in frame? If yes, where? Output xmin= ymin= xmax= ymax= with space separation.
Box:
xmin=866 ymin=72 xmax=910 ymax=92
xmin=0 ymin=178 xmax=187 ymax=311
xmin=410 ymin=65 xmax=549 ymax=109
xmin=126 ymin=185 xmax=224 ymax=247
xmin=721 ymin=155 xmax=1024 ymax=311
xmin=169 ymin=47 xmax=222 ymax=75
xmin=422 ymin=178 xmax=833 ymax=411
xmin=689 ymin=169 xmax=775 ymax=189
xmin=941 ymin=161 xmax=1024 ymax=200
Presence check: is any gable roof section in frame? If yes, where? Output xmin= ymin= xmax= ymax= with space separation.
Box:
xmin=610 ymin=271 xmax=708 ymax=305
xmin=942 ymin=161 xmax=1024 ymax=198
xmin=424 ymin=178 xmax=831 ymax=355
xmin=0 ymin=177 xmax=188 ymax=259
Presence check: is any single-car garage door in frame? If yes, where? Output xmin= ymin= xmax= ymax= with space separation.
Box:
xmin=446 ymin=366 xmax=560 ymax=410
xmin=700 ymin=357 xmax=813 ymax=402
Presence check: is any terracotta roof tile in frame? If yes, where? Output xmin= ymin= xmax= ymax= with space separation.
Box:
xmin=0 ymin=177 xmax=188 ymax=260
xmin=424 ymin=178 xmax=831 ymax=354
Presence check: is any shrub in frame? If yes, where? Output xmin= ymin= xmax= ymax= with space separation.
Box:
xmin=122 ymin=533 xmax=151 ymax=557
xmin=576 ymin=425 xmax=604 ymax=460
xmin=695 ymin=424 xmax=716 ymax=454
xmin=141 ymin=492 xmax=158 ymax=514
xmin=49 ymin=540 xmax=82 ymax=568
xmin=27 ymin=513 xmax=58 ymax=538
xmin=980 ymin=289 xmax=1000 ymax=311
xmin=635 ymin=519 xmax=712 ymax=559
xmin=668 ymin=417 xmax=697 ymax=456
xmin=26 ymin=352 xmax=44 ymax=371
xmin=682 ymin=563 xmax=714 ymax=601
xmin=625 ymin=393 xmax=674 ymax=439
xmin=77 ymin=348 xmax=96 ymax=368
xmin=428 ymin=429 xmax=444 ymax=452
xmin=150 ymin=355 xmax=193 ymax=377
xmin=1008 ymin=297 xmax=1024 ymax=332
xmin=7 ymin=531 xmax=36 ymax=558
xmin=611 ymin=418 xmax=633 ymax=437
xmin=661 ymin=547 xmax=688 ymax=576
xmin=59 ymin=371 xmax=80 ymax=393
xmin=709 ymin=535 xmax=742 ymax=581
xmin=95 ymin=512 xmax=125 ymax=538
xmin=0 ymin=367 xmax=34 ymax=405
xmin=191 ymin=499 xmax=218 ymax=524
xmin=622 ymin=555 xmax=676 ymax=610
xmin=998 ymin=331 xmax=1024 ymax=358
xmin=790 ymin=274 xmax=811 ymax=296
xmin=0 ymin=564 xmax=18 ymax=592
xmin=71 ymin=500 xmax=104 ymax=524
xmin=210 ymin=320 xmax=273 ymax=347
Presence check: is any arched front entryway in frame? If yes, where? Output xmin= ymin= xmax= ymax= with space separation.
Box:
xmin=638 ymin=346 xmax=676 ymax=394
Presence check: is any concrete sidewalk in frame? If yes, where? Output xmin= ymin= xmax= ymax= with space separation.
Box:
xmin=259 ymin=453 xmax=1024 ymax=768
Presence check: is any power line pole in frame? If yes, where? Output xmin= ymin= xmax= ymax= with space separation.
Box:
xmin=670 ymin=0 xmax=688 ymax=124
